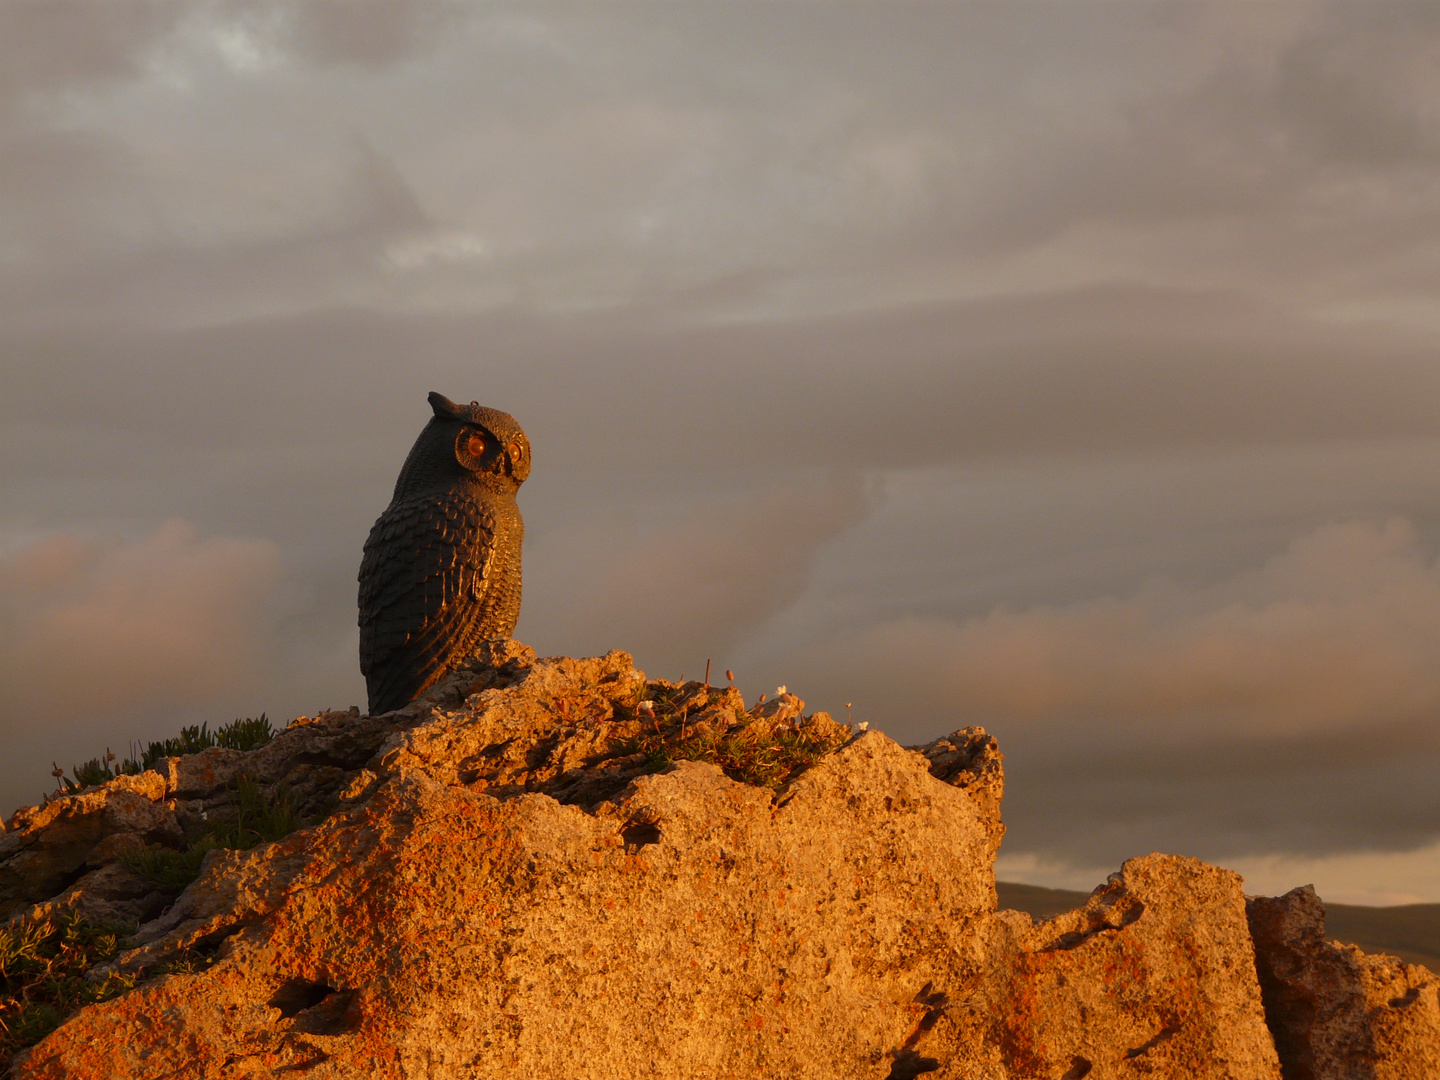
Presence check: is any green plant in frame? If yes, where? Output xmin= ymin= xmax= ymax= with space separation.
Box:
xmin=55 ymin=716 xmax=274 ymax=795
xmin=123 ymin=838 xmax=219 ymax=891
xmin=154 ymin=947 xmax=221 ymax=978
xmin=617 ymin=724 xmax=842 ymax=791
xmin=136 ymin=715 xmax=274 ymax=767
xmin=0 ymin=912 xmax=229 ymax=1069
xmin=123 ymin=775 xmax=301 ymax=894
xmin=0 ymin=913 xmax=137 ymax=1068
xmin=140 ymin=723 xmax=216 ymax=766
xmin=215 ymin=714 xmax=273 ymax=753
xmin=216 ymin=775 xmax=300 ymax=850
xmin=66 ymin=756 xmax=121 ymax=790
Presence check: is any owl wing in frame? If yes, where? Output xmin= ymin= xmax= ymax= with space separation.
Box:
xmin=358 ymin=493 xmax=497 ymax=715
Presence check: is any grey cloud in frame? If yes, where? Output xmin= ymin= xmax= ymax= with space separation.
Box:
xmin=5 ymin=4 xmax=1440 ymax=327
xmin=0 ymin=521 xmax=282 ymax=716
xmin=0 ymin=1 xmax=187 ymax=111
xmin=0 ymin=0 xmax=465 ymax=113
xmin=0 ymin=128 xmax=144 ymax=265
xmin=929 ymin=6 xmax=1440 ymax=260
xmin=1006 ymin=715 xmax=1440 ymax=863
xmin=5 ymin=288 xmax=1440 ymax=562
xmin=1271 ymin=5 xmax=1440 ymax=166
xmin=0 ymin=134 xmax=429 ymax=325
xmin=346 ymin=137 xmax=432 ymax=232
xmin=280 ymin=0 xmax=464 ymax=68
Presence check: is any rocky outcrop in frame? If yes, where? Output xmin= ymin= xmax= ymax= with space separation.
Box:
xmin=913 ymin=727 xmax=1006 ymax=859
xmin=19 ymin=742 xmax=999 ymax=1079
xmin=0 ymin=772 xmax=177 ymax=922
xmin=963 ymin=854 xmax=1284 ymax=1079
xmin=1248 ymin=885 xmax=1440 ymax=1080
xmin=0 ymin=708 xmax=399 ymax=930
xmin=2 ymin=642 xmax=1436 ymax=1078
xmin=10 ymin=647 xmax=1002 ymax=1078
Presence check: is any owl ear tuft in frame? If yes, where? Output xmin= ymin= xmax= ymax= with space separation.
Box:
xmin=428 ymin=392 xmax=463 ymax=419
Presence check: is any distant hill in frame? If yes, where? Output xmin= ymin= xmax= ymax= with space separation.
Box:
xmin=996 ymin=881 xmax=1094 ymax=921
xmin=1325 ymin=900 xmax=1440 ymax=970
xmin=998 ymin=880 xmax=1440 ymax=971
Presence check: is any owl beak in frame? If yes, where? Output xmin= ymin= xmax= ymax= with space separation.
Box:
xmin=428 ymin=391 xmax=463 ymax=419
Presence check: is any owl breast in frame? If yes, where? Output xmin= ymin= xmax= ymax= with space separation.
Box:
xmin=357 ymin=484 xmax=523 ymax=715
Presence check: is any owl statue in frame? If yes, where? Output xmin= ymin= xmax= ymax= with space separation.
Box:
xmin=358 ymin=391 xmax=531 ymax=715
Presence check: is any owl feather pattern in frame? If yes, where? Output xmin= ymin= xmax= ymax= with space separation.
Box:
xmin=358 ymin=392 xmax=529 ymax=715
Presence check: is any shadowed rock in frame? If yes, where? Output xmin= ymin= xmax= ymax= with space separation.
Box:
xmin=1249 ymin=885 xmax=1440 ymax=1080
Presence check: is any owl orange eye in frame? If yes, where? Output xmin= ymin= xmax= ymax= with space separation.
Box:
xmin=508 ymin=442 xmax=521 ymax=459
xmin=465 ymin=433 xmax=486 ymax=457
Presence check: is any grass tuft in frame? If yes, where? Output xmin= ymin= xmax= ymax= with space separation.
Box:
xmin=123 ymin=776 xmax=301 ymax=893
xmin=0 ymin=911 xmax=227 ymax=1068
xmin=122 ymin=839 xmax=218 ymax=891
xmin=218 ymin=775 xmax=301 ymax=849
xmin=214 ymin=714 xmax=274 ymax=753
xmin=0 ymin=913 xmax=136 ymax=1067
xmin=56 ymin=715 xmax=273 ymax=796
xmin=618 ymin=724 xmax=842 ymax=791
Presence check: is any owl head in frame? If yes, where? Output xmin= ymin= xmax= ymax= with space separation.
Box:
xmin=427 ymin=391 xmax=531 ymax=486
xmin=390 ymin=392 xmax=531 ymax=499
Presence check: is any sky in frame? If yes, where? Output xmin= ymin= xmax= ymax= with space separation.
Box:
xmin=3 ymin=1 xmax=1440 ymax=905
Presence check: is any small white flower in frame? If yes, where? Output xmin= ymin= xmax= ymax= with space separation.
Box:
xmin=857 ymin=721 xmax=869 ymax=732
xmin=638 ymin=700 xmax=656 ymax=717
xmin=776 ymin=685 xmax=787 ymax=695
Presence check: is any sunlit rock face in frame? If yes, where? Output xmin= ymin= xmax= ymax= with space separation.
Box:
xmin=955 ymin=854 xmax=1285 ymax=1079
xmin=0 ymin=643 xmax=1433 ymax=1078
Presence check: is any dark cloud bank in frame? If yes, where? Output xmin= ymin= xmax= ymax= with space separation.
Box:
xmin=2 ymin=2 xmax=1439 ymax=903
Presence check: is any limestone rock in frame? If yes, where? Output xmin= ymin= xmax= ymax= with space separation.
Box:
xmin=155 ymin=747 xmax=251 ymax=800
xmin=1248 ymin=885 xmax=1440 ymax=1079
xmin=15 ymin=862 xmax=171 ymax=929
xmin=0 ymin=776 xmax=178 ymax=920
xmin=915 ymin=728 xmax=1006 ymax=858
xmin=921 ymin=854 xmax=1284 ymax=1080
xmin=16 ymin=734 xmax=999 ymax=1079
xmin=375 ymin=648 xmax=642 ymax=794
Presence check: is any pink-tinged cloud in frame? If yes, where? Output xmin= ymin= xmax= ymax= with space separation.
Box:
xmin=523 ymin=474 xmax=871 ymax=673
xmin=794 ymin=517 xmax=1440 ymax=739
xmin=0 ymin=520 xmax=283 ymax=717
